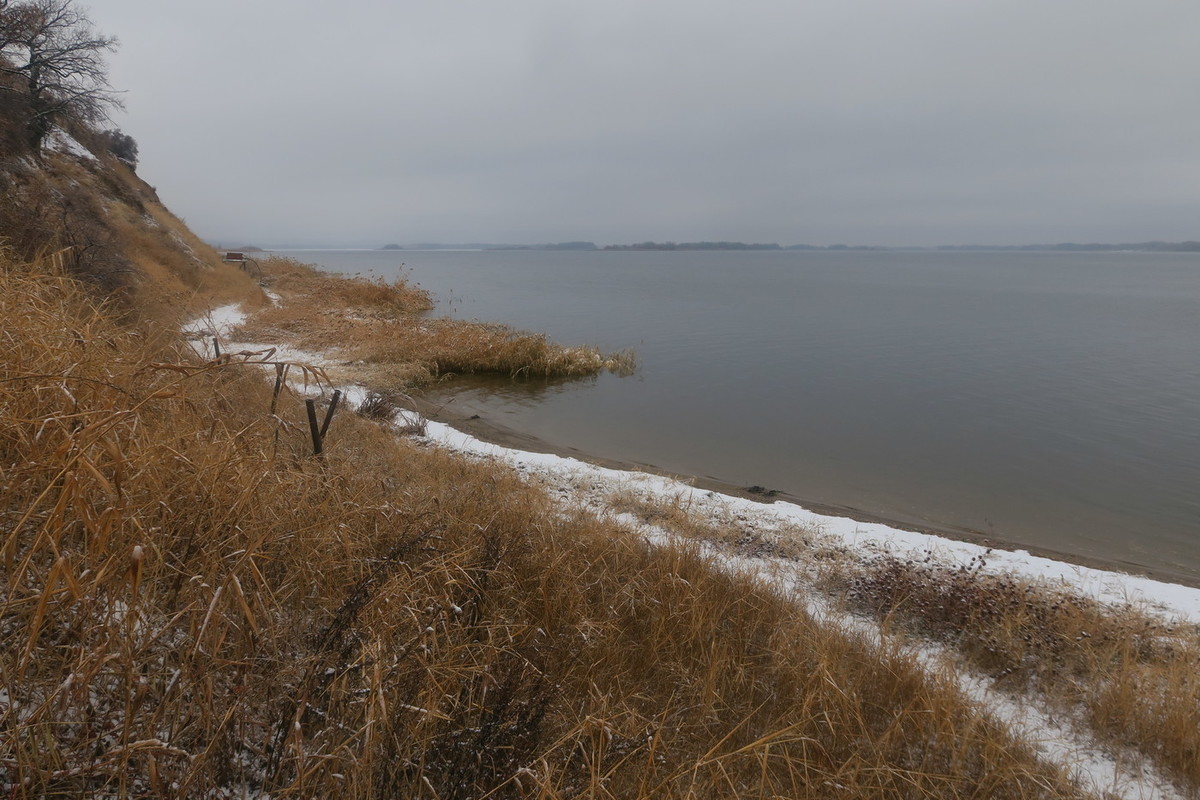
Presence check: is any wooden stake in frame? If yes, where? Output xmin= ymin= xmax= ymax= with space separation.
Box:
xmin=270 ymin=364 xmax=286 ymax=416
xmin=305 ymin=399 xmax=323 ymax=457
xmin=319 ymin=390 xmax=342 ymax=440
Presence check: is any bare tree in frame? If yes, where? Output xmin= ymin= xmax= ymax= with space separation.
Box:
xmin=0 ymin=0 xmax=119 ymax=151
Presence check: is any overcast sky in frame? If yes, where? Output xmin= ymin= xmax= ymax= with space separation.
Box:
xmin=95 ymin=0 xmax=1200 ymax=247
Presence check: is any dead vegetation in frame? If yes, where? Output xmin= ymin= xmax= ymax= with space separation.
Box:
xmin=839 ymin=552 xmax=1200 ymax=791
xmin=587 ymin=481 xmax=1200 ymax=796
xmin=235 ymin=256 xmax=636 ymax=389
xmin=258 ymin=255 xmax=434 ymax=316
xmin=607 ymin=490 xmax=815 ymax=562
xmin=0 ymin=251 xmax=1095 ymax=798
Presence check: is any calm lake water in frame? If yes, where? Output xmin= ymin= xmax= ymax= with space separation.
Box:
xmin=279 ymin=249 xmax=1200 ymax=583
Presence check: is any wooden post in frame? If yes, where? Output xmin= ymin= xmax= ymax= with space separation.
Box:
xmin=213 ymin=337 xmax=221 ymax=358
xmin=270 ymin=364 xmax=286 ymax=416
xmin=319 ymin=390 xmax=342 ymax=440
xmin=305 ymin=399 xmax=323 ymax=457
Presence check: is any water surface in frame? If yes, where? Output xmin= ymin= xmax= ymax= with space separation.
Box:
xmin=278 ymin=249 xmax=1200 ymax=583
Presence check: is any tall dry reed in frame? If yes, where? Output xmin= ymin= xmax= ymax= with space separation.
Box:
xmin=234 ymin=256 xmax=635 ymax=388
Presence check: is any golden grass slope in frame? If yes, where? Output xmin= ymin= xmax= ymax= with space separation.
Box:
xmin=1 ymin=253 xmax=1087 ymax=797
xmin=615 ymin=487 xmax=1200 ymax=795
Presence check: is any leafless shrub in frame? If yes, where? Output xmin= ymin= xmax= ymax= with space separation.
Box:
xmin=357 ymin=389 xmax=397 ymax=420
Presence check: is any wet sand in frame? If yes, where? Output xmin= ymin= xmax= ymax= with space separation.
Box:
xmin=411 ymin=389 xmax=1198 ymax=588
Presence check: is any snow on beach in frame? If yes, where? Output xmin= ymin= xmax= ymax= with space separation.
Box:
xmin=416 ymin=415 xmax=1200 ymax=624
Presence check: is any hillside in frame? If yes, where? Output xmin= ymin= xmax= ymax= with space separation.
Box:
xmin=4 ymin=8 xmax=1200 ymax=800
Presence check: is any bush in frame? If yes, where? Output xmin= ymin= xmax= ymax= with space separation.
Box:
xmin=99 ymin=128 xmax=138 ymax=166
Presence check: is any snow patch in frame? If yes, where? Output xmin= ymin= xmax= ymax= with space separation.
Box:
xmin=46 ymin=128 xmax=95 ymax=161
xmin=189 ymin=303 xmax=248 ymax=339
xmin=183 ymin=304 xmax=330 ymax=368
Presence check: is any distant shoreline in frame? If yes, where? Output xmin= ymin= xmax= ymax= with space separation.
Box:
xmin=237 ymin=241 xmax=1200 ymax=254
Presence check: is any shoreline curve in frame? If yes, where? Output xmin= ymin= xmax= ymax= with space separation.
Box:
xmin=412 ymin=390 xmax=1200 ymax=592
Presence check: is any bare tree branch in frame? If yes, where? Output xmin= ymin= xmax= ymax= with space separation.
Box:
xmin=0 ymin=0 xmax=119 ymax=150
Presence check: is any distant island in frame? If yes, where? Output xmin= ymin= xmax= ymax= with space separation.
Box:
xmin=933 ymin=241 xmax=1200 ymax=253
xmin=486 ymin=241 xmax=599 ymax=251
xmin=604 ymin=241 xmax=781 ymax=251
xmin=376 ymin=243 xmax=534 ymax=251
xmin=599 ymin=242 xmax=894 ymax=251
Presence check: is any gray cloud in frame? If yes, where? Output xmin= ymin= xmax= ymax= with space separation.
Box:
xmin=96 ymin=0 xmax=1200 ymax=246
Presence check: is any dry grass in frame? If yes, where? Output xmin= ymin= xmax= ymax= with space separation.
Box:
xmin=608 ymin=490 xmax=816 ymax=562
xmin=104 ymin=203 xmax=264 ymax=321
xmin=0 ymin=252 xmax=1089 ymax=798
xmin=237 ymin=256 xmax=636 ymax=388
xmin=839 ymin=552 xmax=1200 ymax=790
xmin=260 ymin=256 xmax=434 ymax=315
xmin=601 ymin=485 xmax=1200 ymax=795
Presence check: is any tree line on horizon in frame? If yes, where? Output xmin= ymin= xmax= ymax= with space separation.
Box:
xmin=376 ymin=241 xmax=878 ymax=251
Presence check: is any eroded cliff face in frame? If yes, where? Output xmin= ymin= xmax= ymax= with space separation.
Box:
xmin=0 ymin=117 xmax=261 ymax=320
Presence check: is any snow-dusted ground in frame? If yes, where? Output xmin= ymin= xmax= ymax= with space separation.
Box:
xmin=186 ymin=301 xmax=324 ymax=366
xmin=185 ymin=303 xmax=374 ymax=423
xmin=417 ymin=417 xmax=1200 ymax=625
xmin=414 ymin=417 xmax=1194 ymax=800
xmin=189 ymin=301 xmax=1199 ymax=800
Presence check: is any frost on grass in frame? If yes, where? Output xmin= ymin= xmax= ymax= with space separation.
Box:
xmin=413 ymin=414 xmax=1200 ymax=800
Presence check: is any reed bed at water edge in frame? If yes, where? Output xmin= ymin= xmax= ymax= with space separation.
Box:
xmin=233 ymin=256 xmax=635 ymax=388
